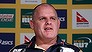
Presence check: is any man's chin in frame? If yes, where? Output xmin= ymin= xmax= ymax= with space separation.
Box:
xmin=44 ymin=36 xmax=56 ymax=39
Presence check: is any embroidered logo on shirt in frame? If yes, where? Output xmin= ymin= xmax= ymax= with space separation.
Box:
xmin=60 ymin=47 xmax=74 ymax=52
xmin=13 ymin=49 xmax=23 ymax=52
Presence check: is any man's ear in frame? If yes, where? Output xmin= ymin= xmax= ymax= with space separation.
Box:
xmin=58 ymin=19 xmax=60 ymax=28
xmin=29 ymin=20 xmax=34 ymax=29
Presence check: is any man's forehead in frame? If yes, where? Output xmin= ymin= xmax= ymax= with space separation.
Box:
xmin=32 ymin=3 xmax=57 ymax=20
xmin=35 ymin=4 xmax=53 ymax=9
xmin=35 ymin=4 xmax=54 ymax=11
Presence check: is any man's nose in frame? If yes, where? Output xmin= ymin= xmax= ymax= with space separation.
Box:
xmin=45 ymin=19 xmax=52 ymax=25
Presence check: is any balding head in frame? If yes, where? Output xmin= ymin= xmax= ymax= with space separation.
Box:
xmin=32 ymin=3 xmax=57 ymax=20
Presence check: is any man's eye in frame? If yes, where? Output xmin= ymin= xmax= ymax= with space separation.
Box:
xmin=51 ymin=17 xmax=56 ymax=20
xmin=39 ymin=18 xmax=46 ymax=20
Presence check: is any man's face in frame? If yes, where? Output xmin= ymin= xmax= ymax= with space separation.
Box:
xmin=30 ymin=6 xmax=60 ymax=40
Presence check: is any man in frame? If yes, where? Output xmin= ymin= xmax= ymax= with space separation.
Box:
xmin=9 ymin=3 xmax=82 ymax=52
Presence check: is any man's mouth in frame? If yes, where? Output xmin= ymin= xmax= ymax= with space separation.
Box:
xmin=44 ymin=27 xmax=53 ymax=31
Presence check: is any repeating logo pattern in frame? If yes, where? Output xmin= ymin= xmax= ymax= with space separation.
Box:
xmin=0 ymin=0 xmax=92 ymax=52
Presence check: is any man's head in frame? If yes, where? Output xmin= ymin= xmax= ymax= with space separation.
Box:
xmin=30 ymin=3 xmax=60 ymax=40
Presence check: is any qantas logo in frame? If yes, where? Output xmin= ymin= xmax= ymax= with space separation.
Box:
xmin=76 ymin=12 xmax=88 ymax=22
xmin=24 ymin=36 xmax=30 ymax=43
xmin=76 ymin=11 xmax=89 ymax=27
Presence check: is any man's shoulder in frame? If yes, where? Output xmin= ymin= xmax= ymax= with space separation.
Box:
xmin=64 ymin=43 xmax=82 ymax=52
xmin=9 ymin=42 xmax=30 ymax=52
xmin=65 ymin=43 xmax=79 ymax=49
xmin=57 ymin=42 xmax=82 ymax=52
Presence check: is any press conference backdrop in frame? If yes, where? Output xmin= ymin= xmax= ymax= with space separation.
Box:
xmin=0 ymin=0 xmax=92 ymax=52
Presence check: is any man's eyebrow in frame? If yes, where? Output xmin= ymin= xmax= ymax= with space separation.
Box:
xmin=51 ymin=16 xmax=58 ymax=19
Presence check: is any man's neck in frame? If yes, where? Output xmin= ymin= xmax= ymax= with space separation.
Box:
xmin=35 ymin=37 xmax=57 ymax=50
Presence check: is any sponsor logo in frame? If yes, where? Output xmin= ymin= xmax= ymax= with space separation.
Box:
xmin=59 ymin=17 xmax=65 ymax=22
xmin=20 ymin=33 xmax=34 ymax=44
xmin=56 ymin=10 xmax=67 ymax=29
xmin=72 ymin=9 xmax=92 ymax=29
xmin=21 ymin=0 xmax=42 ymax=4
xmin=72 ymin=0 xmax=92 ymax=4
xmin=73 ymin=37 xmax=91 ymax=48
xmin=0 ymin=14 xmax=14 ymax=22
xmin=0 ymin=39 xmax=13 ymax=45
xmin=0 ymin=9 xmax=15 ymax=28
xmin=77 ymin=12 xmax=88 ymax=22
xmin=13 ymin=49 xmax=23 ymax=52
xmin=0 ymin=0 xmax=15 ymax=3
xmin=76 ymin=12 xmax=89 ymax=27
xmin=72 ymin=34 xmax=92 ymax=52
xmin=60 ymin=47 xmax=74 ymax=52
xmin=24 ymin=35 xmax=30 ymax=43
xmin=0 ymin=33 xmax=15 ymax=52
xmin=47 ymin=0 xmax=67 ymax=4
xmin=22 ymin=15 xmax=32 ymax=23
xmin=21 ymin=9 xmax=33 ymax=28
